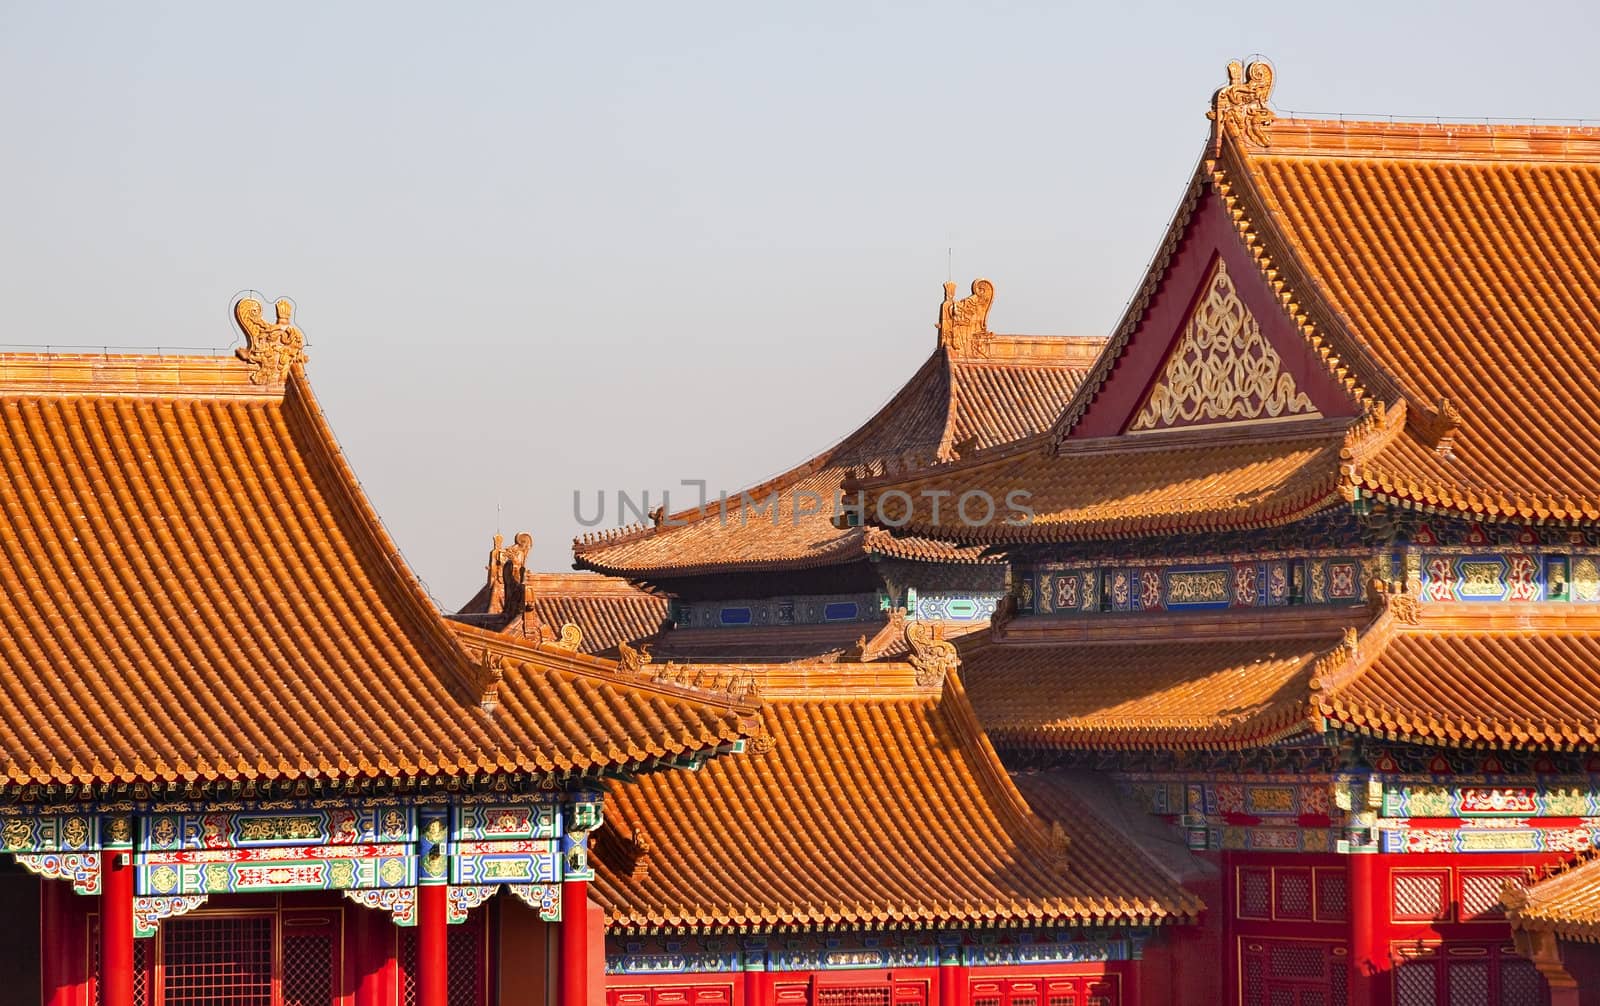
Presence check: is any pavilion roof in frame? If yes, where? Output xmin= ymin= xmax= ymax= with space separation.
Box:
xmin=1505 ymin=851 xmax=1600 ymax=945
xmin=572 ymin=307 xmax=1102 ymax=579
xmin=848 ymin=68 xmax=1600 ymax=540
xmin=966 ymin=601 xmax=1600 ymax=753
xmin=589 ymin=652 xmax=1201 ymax=931
xmin=0 ymin=315 xmax=752 ymax=787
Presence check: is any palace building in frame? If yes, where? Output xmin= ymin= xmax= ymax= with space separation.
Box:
xmin=13 ymin=58 xmax=1600 ymax=1006
xmin=462 ymin=61 xmax=1600 ymax=1006
xmin=6 ymin=299 xmax=760 ymax=1006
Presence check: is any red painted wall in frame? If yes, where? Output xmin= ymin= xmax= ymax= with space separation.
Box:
xmin=1223 ymin=850 xmax=1568 ymax=1006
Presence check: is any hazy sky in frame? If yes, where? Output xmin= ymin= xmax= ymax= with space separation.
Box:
xmin=3 ymin=2 xmax=1597 ymax=606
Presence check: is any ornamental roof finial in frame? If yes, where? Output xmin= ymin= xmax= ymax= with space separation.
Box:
xmin=233 ymin=294 xmax=308 ymax=385
xmin=938 ymin=279 xmax=995 ymax=356
xmin=1208 ymin=58 xmax=1276 ymax=153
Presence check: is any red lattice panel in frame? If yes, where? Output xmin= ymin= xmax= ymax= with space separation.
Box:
xmin=1239 ymin=867 xmax=1272 ymax=919
xmin=817 ymin=989 xmax=891 ymax=1006
xmin=1499 ymin=959 xmax=1545 ymax=1005
xmin=1269 ymin=944 xmax=1326 ymax=980
xmin=1446 ymin=961 xmax=1490 ymax=1006
xmin=400 ymin=928 xmax=419 ymax=1006
xmin=1244 ymin=954 xmax=1264 ymax=1005
xmin=1274 ymin=870 xmax=1313 ymax=920
xmin=91 ymin=916 xmax=153 ymax=1006
xmin=133 ymin=940 xmax=151 ymax=1006
xmin=1316 ymin=870 xmax=1348 ymax=922
xmin=1393 ymin=961 xmax=1436 ymax=1006
xmin=1391 ymin=872 xmax=1448 ymax=921
xmin=282 ymin=933 xmax=334 ymax=1006
xmin=161 ymin=915 xmax=272 ymax=1006
xmin=448 ymin=917 xmax=486 ymax=1006
xmin=92 ymin=918 xmax=101 ymax=1006
xmin=1459 ymin=872 xmax=1523 ymax=920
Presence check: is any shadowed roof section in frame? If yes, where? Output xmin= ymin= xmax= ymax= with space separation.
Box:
xmin=969 ymin=602 xmax=1600 ymax=754
xmin=961 ymin=609 xmax=1359 ymax=751
xmin=1314 ymin=607 xmax=1600 ymax=750
xmin=590 ymin=663 xmax=1202 ymax=931
xmin=573 ymin=324 xmax=1103 ymax=579
xmin=0 ymin=347 xmax=751 ymax=785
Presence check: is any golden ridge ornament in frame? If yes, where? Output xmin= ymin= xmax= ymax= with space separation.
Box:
xmin=234 ymin=296 xmax=308 ymax=384
xmin=1209 ymin=59 xmax=1275 ymax=149
xmin=938 ymin=279 xmax=995 ymax=356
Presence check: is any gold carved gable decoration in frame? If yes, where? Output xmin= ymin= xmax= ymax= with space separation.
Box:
xmin=1127 ymin=259 xmax=1319 ymax=432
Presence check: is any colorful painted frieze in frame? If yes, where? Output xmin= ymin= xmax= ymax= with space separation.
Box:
xmin=911 ymin=592 xmax=1002 ymax=621
xmin=674 ymin=592 xmax=881 ymax=628
xmin=141 ymin=806 xmax=415 ymax=851
xmin=1027 ymin=556 xmax=1366 ymax=616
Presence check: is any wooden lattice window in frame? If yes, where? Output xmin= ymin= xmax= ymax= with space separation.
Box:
xmin=1315 ymin=869 xmax=1348 ymax=923
xmin=1459 ymin=872 xmax=1526 ymax=921
xmin=280 ymin=912 xmax=339 ymax=1006
xmin=400 ymin=911 xmax=488 ymax=1006
xmin=1387 ymin=944 xmax=1549 ymax=1006
xmin=1239 ymin=939 xmax=1344 ymax=1006
xmin=161 ymin=915 xmax=273 ymax=1006
xmin=1274 ymin=869 xmax=1313 ymax=920
xmin=1238 ymin=867 xmax=1272 ymax=920
xmin=1391 ymin=871 xmax=1449 ymax=922
xmin=816 ymin=988 xmax=892 ymax=1006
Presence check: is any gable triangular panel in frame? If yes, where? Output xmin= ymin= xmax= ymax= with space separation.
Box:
xmin=1127 ymin=258 xmax=1318 ymax=432
xmin=1066 ymin=186 xmax=1359 ymax=440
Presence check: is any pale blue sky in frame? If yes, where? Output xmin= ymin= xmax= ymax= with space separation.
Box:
xmin=3 ymin=2 xmax=1597 ymax=604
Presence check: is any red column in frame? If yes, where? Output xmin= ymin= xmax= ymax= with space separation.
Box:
xmin=42 ymin=878 xmax=86 ymax=1006
xmin=560 ymin=879 xmax=591 ymax=1006
xmin=1347 ymin=853 xmax=1382 ymax=1006
xmin=937 ymin=964 xmax=959 ymax=1006
xmin=936 ymin=941 xmax=965 ymax=1006
xmin=417 ymin=885 xmax=449 ymax=1006
xmin=100 ymin=852 xmax=134 ymax=1006
xmin=1120 ymin=960 xmax=1141 ymax=1006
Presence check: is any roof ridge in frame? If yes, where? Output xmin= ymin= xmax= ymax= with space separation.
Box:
xmin=1263 ymin=115 xmax=1600 ymax=162
xmin=0 ymin=351 xmax=279 ymax=399
xmin=938 ymin=667 xmax=1067 ymax=869
xmin=452 ymin=621 xmax=762 ymax=713
xmin=281 ymin=372 xmax=488 ymax=704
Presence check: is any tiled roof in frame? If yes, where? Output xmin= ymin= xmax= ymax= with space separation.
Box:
xmin=855 ymin=109 xmax=1600 ymax=539
xmin=451 ymin=623 xmax=759 ymax=768
xmin=458 ymin=572 xmax=668 ymax=660
xmin=1505 ymin=852 xmax=1600 ymax=944
xmin=0 ymin=349 xmax=748 ymax=785
xmin=969 ymin=602 xmax=1600 ymax=753
xmin=591 ymin=663 xmax=1201 ymax=931
xmin=573 ymin=331 xmax=1101 ymax=579
xmin=962 ymin=609 xmax=1357 ymax=750
xmin=1235 ymin=119 xmax=1600 ymax=521
xmin=1314 ymin=607 xmax=1600 ymax=750
xmin=849 ymin=421 xmax=1368 ymax=544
